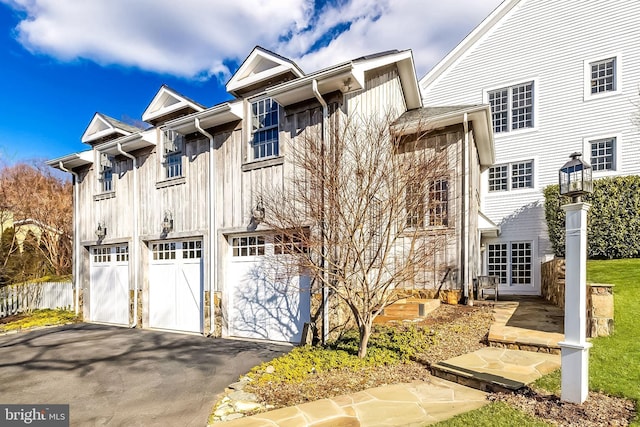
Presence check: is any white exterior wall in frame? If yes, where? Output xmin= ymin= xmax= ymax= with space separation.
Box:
xmin=422 ymin=0 xmax=640 ymax=294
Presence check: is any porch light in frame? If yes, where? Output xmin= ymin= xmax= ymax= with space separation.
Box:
xmin=95 ymin=223 xmax=106 ymax=239
xmin=559 ymin=152 xmax=593 ymax=202
xmin=252 ymin=198 xmax=265 ymax=223
xmin=162 ymin=211 xmax=173 ymax=233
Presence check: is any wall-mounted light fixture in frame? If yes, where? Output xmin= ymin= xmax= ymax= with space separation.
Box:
xmin=162 ymin=211 xmax=173 ymax=234
xmin=252 ymin=198 xmax=265 ymax=223
xmin=341 ymin=77 xmax=353 ymax=93
xmin=95 ymin=222 xmax=106 ymax=240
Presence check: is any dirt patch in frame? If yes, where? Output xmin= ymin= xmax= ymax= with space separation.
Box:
xmin=0 ymin=313 xmax=26 ymax=325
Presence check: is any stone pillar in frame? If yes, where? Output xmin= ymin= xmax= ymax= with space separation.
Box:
xmin=559 ymin=202 xmax=591 ymax=404
xmin=588 ymin=284 xmax=614 ymax=337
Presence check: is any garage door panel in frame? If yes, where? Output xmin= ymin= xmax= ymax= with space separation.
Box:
xmin=90 ymin=246 xmax=129 ymax=326
xmin=228 ymin=247 xmax=310 ymax=343
xmin=149 ymin=240 xmax=203 ymax=333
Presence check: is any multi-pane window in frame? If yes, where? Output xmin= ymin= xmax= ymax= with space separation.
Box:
xmin=405 ymin=183 xmax=424 ymax=228
xmin=429 ymin=179 xmax=449 ymax=227
xmin=99 ymin=153 xmax=114 ymax=193
xmin=274 ymin=233 xmax=308 ymax=255
xmin=511 ymin=242 xmax=532 ymax=285
xmin=487 ymin=244 xmax=508 ymax=285
xmin=488 ymin=165 xmax=508 ymax=191
xmin=590 ymin=137 xmax=615 ymax=171
xmin=182 ymin=240 xmax=202 ymax=259
xmin=116 ymin=245 xmax=129 ymax=262
xmin=488 ymin=160 xmax=533 ymax=192
xmin=232 ymin=236 xmax=266 ymax=257
xmin=487 ymin=242 xmax=532 ymax=286
xmin=251 ymin=98 xmax=279 ymax=159
xmin=590 ymin=58 xmax=616 ymax=94
xmin=487 ymin=81 xmax=534 ymax=133
xmin=92 ymin=247 xmax=111 ymax=263
xmin=163 ymin=130 xmax=184 ymax=179
xmin=152 ymin=242 xmax=176 ymax=260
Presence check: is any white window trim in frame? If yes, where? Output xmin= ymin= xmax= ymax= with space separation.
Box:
xmin=583 ymin=54 xmax=622 ymax=101
xmin=246 ymin=96 xmax=281 ymax=163
xmin=157 ymin=128 xmax=186 ymax=183
xmin=95 ymin=151 xmax=115 ymax=195
xmin=582 ymin=133 xmax=621 ymax=177
xmin=483 ymin=77 xmax=539 ymax=137
xmin=486 ymin=157 xmax=537 ymax=193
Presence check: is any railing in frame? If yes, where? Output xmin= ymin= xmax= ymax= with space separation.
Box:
xmin=0 ymin=282 xmax=73 ymax=318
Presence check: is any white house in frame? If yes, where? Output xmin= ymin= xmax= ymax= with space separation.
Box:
xmin=421 ymin=0 xmax=640 ymax=296
xmin=48 ymin=47 xmax=494 ymax=342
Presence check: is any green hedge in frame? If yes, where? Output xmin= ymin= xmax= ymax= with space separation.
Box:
xmin=544 ymin=175 xmax=640 ymax=259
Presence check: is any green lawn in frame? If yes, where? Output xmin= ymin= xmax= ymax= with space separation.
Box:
xmin=436 ymin=258 xmax=640 ymax=426
xmin=0 ymin=308 xmax=78 ymax=332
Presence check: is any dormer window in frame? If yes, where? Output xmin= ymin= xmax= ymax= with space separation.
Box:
xmin=251 ymin=98 xmax=279 ymax=160
xmin=99 ymin=153 xmax=114 ymax=193
xmin=163 ymin=130 xmax=184 ymax=179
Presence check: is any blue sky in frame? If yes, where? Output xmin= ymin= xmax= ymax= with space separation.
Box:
xmin=0 ymin=0 xmax=502 ymax=164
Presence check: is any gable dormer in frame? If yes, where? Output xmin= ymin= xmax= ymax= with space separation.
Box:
xmin=226 ymin=46 xmax=305 ymax=98
xmin=81 ymin=113 xmax=142 ymax=145
xmin=142 ymin=85 xmax=206 ymax=126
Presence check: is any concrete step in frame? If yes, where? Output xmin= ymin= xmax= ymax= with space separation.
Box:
xmin=430 ymin=347 xmax=560 ymax=393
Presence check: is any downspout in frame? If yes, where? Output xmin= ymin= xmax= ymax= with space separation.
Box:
xmin=462 ymin=113 xmax=470 ymax=305
xmin=195 ymin=117 xmax=216 ymax=337
xmin=116 ymin=143 xmax=139 ymax=327
xmin=59 ymin=162 xmax=80 ymax=316
xmin=312 ymin=79 xmax=330 ymax=344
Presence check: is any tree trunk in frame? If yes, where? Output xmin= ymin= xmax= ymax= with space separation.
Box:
xmin=357 ymin=322 xmax=371 ymax=359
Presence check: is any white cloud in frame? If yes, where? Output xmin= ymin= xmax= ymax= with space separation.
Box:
xmin=2 ymin=0 xmax=503 ymax=79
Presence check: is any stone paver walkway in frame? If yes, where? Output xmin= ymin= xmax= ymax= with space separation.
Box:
xmin=217 ymin=378 xmax=487 ymax=427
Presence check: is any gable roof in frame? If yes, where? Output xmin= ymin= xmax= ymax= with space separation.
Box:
xmin=392 ymin=105 xmax=495 ymax=167
xmin=142 ymin=85 xmax=206 ymax=125
xmin=81 ymin=112 xmax=142 ymax=144
xmin=419 ymin=0 xmax=520 ymax=91
xmin=265 ymin=49 xmax=422 ymax=109
xmin=226 ymin=46 xmax=305 ymax=97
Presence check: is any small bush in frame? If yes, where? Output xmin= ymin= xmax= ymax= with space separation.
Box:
xmin=247 ymin=324 xmax=437 ymax=386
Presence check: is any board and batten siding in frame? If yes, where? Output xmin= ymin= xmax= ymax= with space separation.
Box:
xmin=345 ymin=66 xmax=407 ymax=123
xmin=421 ymin=0 xmax=640 ymax=294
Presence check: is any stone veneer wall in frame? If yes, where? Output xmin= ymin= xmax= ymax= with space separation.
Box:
xmin=540 ymin=258 xmax=614 ymax=337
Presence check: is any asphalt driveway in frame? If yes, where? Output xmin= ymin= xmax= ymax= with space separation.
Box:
xmin=0 ymin=324 xmax=290 ymax=426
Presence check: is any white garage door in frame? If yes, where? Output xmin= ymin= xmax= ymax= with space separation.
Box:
xmin=149 ymin=240 xmax=203 ymax=333
xmin=227 ymin=235 xmax=310 ymax=343
xmin=89 ymin=245 xmax=130 ymax=325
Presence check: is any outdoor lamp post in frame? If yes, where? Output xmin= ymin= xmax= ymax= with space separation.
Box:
xmin=558 ymin=152 xmax=593 ymax=404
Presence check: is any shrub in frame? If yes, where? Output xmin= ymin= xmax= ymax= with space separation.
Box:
xmin=544 ymin=175 xmax=640 ymax=259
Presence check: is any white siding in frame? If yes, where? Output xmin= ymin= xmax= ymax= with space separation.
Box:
xmin=422 ymin=0 xmax=640 ymax=294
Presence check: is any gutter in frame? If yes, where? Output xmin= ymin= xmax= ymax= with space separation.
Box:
xmin=312 ymin=79 xmax=330 ymax=344
xmin=462 ymin=113 xmax=470 ymax=305
xmin=195 ymin=117 xmax=216 ymax=337
xmin=58 ymin=162 xmax=80 ymax=316
xmin=116 ymin=143 xmax=139 ymax=327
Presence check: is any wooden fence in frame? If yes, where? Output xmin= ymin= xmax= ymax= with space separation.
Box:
xmin=0 ymin=282 xmax=73 ymax=318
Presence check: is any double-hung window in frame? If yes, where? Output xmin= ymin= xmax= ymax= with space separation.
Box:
xmin=405 ymin=183 xmax=424 ymax=228
xmin=487 ymin=81 xmax=534 ymax=133
xmin=163 ymin=130 xmax=184 ymax=179
xmin=405 ymin=179 xmax=449 ymax=228
xmin=590 ymin=58 xmax=616 ymax=94
xmin=99 ymin=153 xmax=114 ymax=193
xmin=251 ymin=98 xmax=279 ymax=160
xmin=429 ymin=179 xmax=449 ymax=227
xmin=589 ymin=137 xmax=616 ymax=172
xmin=488 ymin=160 xmax=534 ymax=192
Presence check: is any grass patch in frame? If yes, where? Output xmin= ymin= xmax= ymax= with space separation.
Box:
xmin=0 ymin=308 xmax=78 ymax=332
xmin=431 ymin=401 xmax=552 ymax=427
xmin=533 ymin=259 xmax=640 ymax=425
xmin=247 ymin=324 xmax=436 ymax=385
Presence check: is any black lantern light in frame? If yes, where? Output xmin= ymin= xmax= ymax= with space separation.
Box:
xmin=162 ymin=211 xmax=173 ymax=233
xmin=559 ymin=152 xmax=593 ymax=202
xmin=95 ymin=222 xmax=106 ymax=240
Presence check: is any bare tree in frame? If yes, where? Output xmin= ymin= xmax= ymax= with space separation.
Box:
xmin=0 ymin=162 xmax=72 ymax=279
xmin=260 ymin=111 xmax=452 ymax=358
